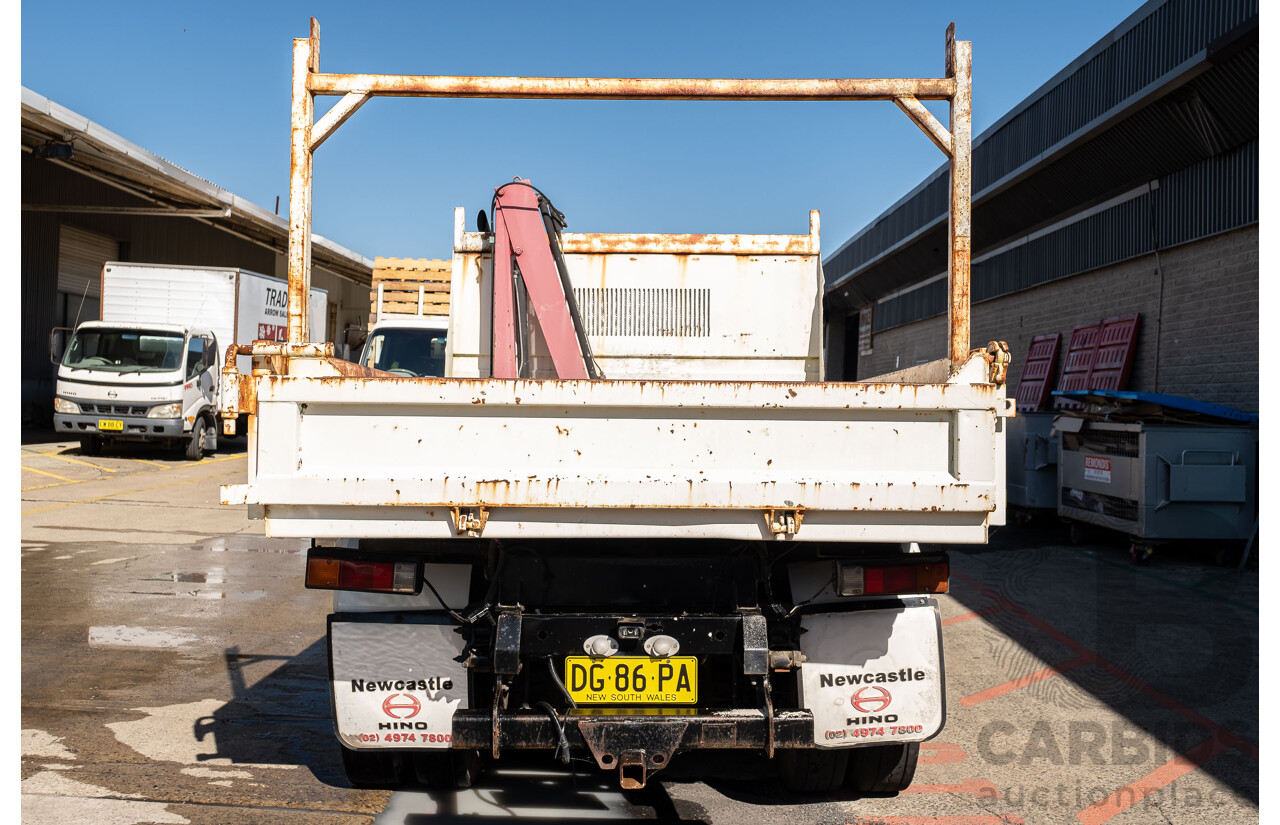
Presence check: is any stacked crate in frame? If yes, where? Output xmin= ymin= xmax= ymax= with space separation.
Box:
xmin=370 ymin=257 xmax=451 ymax=321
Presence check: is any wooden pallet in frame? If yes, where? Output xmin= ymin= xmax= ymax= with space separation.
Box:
xmin=371 ymin=257 xmax=451 ymax=319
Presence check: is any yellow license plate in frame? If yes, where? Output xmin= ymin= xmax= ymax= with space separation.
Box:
xmin=98 ymin=419 xmax=124 ymax=431
xmin=564 ymin=656 xmax=697 ymax=705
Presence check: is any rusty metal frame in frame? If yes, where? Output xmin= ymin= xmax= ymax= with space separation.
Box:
xmin=286 ymin=18 xmax=973 ymax=368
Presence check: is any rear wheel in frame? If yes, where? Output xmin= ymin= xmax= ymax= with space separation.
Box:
xmin=184 ymin=417 xmax=206 ymax=461
xmin=340 ymin=747 xmax=404 ymax=788
xmin=777 ymin=748 xmax=849 ymax=794
xmin=79 ymin=435 xmax=103 ymax=456
xmin=847 ymin=742 xmax=919 ymax=794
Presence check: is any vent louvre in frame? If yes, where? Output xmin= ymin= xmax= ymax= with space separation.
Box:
xmin=574 ymin=288 xmax=710 ymax=337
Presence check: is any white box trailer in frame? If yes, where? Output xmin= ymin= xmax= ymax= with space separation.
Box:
xmin=219 ymin=19 xmax=1012 ymax=797
xmin=52 ymin=262 xmax=327 ymax=459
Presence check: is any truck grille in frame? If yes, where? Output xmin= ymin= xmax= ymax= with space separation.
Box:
xmin=80 ymin=403 xmax=149 ymax=416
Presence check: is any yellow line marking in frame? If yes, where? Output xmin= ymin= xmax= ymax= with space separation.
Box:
xmin=21 ymin=478 xmax=95 ymax=492
xmin=22 ymin=459 xmax=246 ymax=516
xmin=21 ymin=466 xmax=72 ymax=481
xmin=131 ymin=459 xmax=170 ymax=469
xmin=44 ymin=453 xmax=118 ymax=473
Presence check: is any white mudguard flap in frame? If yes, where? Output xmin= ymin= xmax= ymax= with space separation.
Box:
xmin=798 ymin=601 xmax=944 ymax=748
xmin=330 ymin=619 xmax=468 ymax=750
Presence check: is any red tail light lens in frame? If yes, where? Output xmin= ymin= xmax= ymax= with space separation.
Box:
xmin=306 ymin=554 xmax=418 ymax=594
xmin=837 ymin=560 xmax=948 ymax=596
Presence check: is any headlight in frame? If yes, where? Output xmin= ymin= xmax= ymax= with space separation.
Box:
xmin=147 ymin=402 xmax=182 ymax=418
xmin=53 ymin=397 xmax=81 ymax=415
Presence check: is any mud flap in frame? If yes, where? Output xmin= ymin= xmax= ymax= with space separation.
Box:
xmin=798 ymin=600 xmax=944 ymax=747
xmin=329 ymin=617 xmax=468 ymax=750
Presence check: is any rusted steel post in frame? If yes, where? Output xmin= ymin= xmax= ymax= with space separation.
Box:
xmin=946 ymin=24 xmax=972 ymax=370
xmin=287 ymin=18 xmax=319 ymax=345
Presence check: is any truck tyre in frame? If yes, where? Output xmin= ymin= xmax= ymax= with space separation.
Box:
xmin=79 ymin=435 xmax=103 ymax=456
xmin=340 ymin=747 xmax=403 ymax=788
xmin=413 ymin=750 xmax=482 ymax=788
xmin=185 ymin=417 xmax=206 ymax=461
xmin=777 ymin=748 xmax=849 ymax=794
xmin=847 ymin=742 xmax=919 ymax=794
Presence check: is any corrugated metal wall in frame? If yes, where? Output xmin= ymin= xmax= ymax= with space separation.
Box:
xmin=824 ymin=0 xmax=1258 ymax=299
xmin=872 ymin=138 xmax=1257 ymax=331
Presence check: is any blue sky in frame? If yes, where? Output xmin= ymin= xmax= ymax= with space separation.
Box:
xmin=21 ymin=1 xmax=1147 ymax=261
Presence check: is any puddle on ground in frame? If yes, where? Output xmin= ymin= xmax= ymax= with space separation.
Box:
xmin=144 ymin=572 xmax=206 ymax=583
xmin=198 ymin=537 xmax=308 ymax=555
xmin=144 ymin=570 xmax=224 ymax=583
xmin=126 ymin=590 xmax=227 ymax=599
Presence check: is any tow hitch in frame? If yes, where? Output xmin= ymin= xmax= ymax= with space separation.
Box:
xmin=577 ymin=718 xmax=687 ymax=789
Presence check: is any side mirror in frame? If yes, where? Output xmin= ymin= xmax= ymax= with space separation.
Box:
xmin=49 ymin=327 xmax=72 ymax=365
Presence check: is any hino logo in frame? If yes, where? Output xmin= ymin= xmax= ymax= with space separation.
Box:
xmin=850 ymin=686 xmax=893 ymax=713
xmin=381 ymin=693 xmax=421 ymax=719
xmin=107 ymin=390 xmax=118 ymax=398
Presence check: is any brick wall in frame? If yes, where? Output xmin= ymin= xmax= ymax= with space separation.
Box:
xmin=859 ymin=226 xmax=1259 ymax=412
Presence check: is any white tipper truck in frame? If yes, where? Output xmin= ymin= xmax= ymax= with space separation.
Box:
xmin=219 ymin=19 xmax=1012 ymax=795
xmin=52 ymin=262 xmax=326 ymax=459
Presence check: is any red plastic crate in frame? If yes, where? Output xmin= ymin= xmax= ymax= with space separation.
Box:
xmin=1014 ymin=333 xmax=1061 ymax=413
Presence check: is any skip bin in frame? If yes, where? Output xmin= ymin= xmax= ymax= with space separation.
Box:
xmin=1054 ymin=391 xmax=1258 ymax=543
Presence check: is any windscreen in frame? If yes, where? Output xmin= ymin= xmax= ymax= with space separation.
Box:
xmin=62 ymin=328 xmax=185 ymax=373
xmin=360 ymin=328 xmax=448 ymax=378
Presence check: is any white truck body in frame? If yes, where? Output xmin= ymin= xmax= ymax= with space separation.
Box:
xmin=53 ymin=262 xmax=327 ymax=453
xmin=226 ymin=216 xmax=1007 ymax=543
xmin=447 ymin=210 xmax=823 ymax=382
xmin=100 ymin=262 xmax=328 ymax=375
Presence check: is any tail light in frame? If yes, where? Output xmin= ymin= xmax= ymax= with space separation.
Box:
xmin=837 ymin=559 xmax=948 ymax=596
xmin=306 ymin=550 xmax=419 ymax=594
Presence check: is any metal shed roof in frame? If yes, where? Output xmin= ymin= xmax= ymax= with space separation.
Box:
xmin=824 ymin=0 xmax=1258 ymax=310
xmin=20 ymin=87 xmax=374 ymax=285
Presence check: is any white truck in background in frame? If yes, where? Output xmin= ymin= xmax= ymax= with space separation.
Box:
xmin=52 ymin=262 xmax=327 ymax=459
xmin=221 ymin=19 xmax=1008 ymax=797
xmin=358 ymin=260 xmax=453 ymax=376
xmin=356 ymin=260 xmax=451 ymax=377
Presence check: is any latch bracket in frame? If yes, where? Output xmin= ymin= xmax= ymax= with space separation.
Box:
xmin=451 ymin=506 xmax=489 ymax=537
xmin=765 ymin=508 xmax=804 ymax=536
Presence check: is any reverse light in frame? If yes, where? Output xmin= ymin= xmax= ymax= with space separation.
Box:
xmin=306 ymin=553 xmax=419 ymax=594
xmin=148 ymin=402 xmax=182 ymax=418
xmin=53 ymin=397 xmax=81 ymax=415
xmin=837 ymin=560 xmax=948 ymax=596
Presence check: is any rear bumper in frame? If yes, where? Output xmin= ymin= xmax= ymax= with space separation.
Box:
xmin=54 ymin=413 xmax=184 ymax=438
xmin=449 ymin=709 xmax=815 ymax=753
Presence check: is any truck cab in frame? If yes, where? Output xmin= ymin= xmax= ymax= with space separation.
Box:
xmin=53 ymin=321 xmax=219 ymax=460
xmin=357 ymin=317 xmax=448 ymax=378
